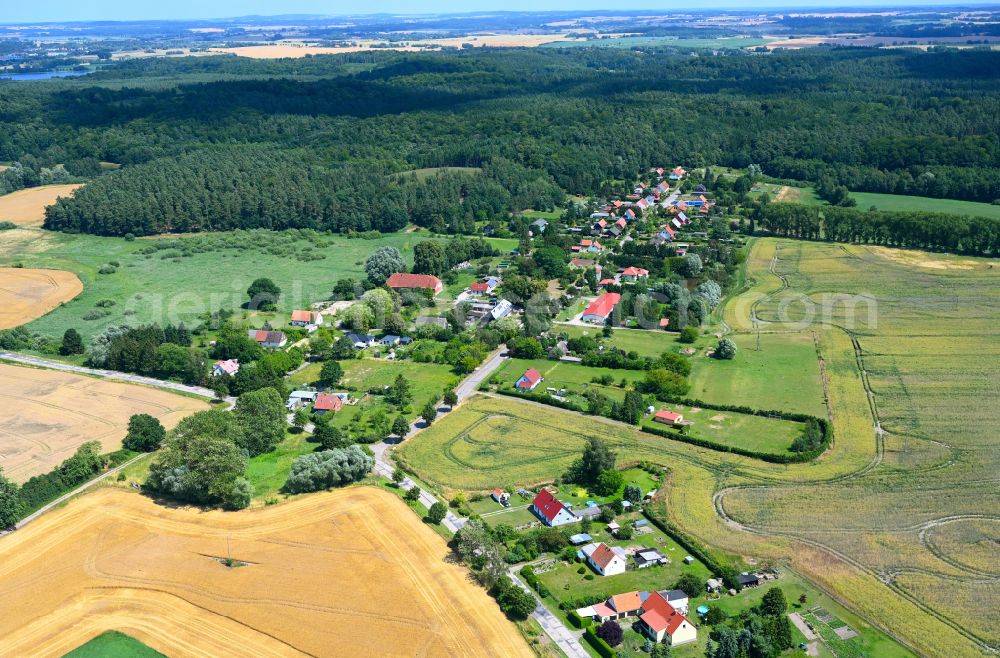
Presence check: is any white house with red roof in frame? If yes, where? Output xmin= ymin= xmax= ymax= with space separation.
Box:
xmin=386 ymin=273 xmax=443 ymax=296
xmin=247 ymin=329 xmax=287 ymax=348
xmin=637 ymin=591 xmax=697 ymax=645
xmin=620 ymin=267 xmax=649 ymax=282
xmin=583 ymin=542 xmax=627 ymax=576
xmin=531 ymin=489 xmax=578 ymax=527
xmin=290 ymin=309 xmax=324 ymax=327
xmin=515 ymin=368 xmax=543 ymax=391
xmin=582 ymin=293 xmax=621 ymax=323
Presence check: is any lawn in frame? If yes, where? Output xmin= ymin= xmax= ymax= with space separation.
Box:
xmin=641 ymin=406 xmax=806 ymax=457
xmin=340 ymin=357 xmax=458 ymax=408
xmin=537 ymin=519 xmax=712 ymax=604
xmin=687 ymin=332 xmax=827 ymax=417
xmin=62 ymin=631 xmax=165 ymax=658
xmin=0 ymin=228 xmax=425 ymax=343
xmin=494 ymin=357 xmax=646 ymax=404
xmin=245 ymin=429 xmax=319 ymax=500
xmin=557 ymin=324 xmax=677 ymax=358
xmin=849 ymin=191 xmax=1000 ymax=219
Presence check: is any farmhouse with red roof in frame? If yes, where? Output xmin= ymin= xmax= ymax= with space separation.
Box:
xmin=530 ymin=489 xmax=578 ymax=527
xmin=313 ymin=393 xmax=344 ymax=415
xmin=386 ymin=273 xmax=443 ymax=295
xmin=582 ymin=293 xmax=621 ymax=323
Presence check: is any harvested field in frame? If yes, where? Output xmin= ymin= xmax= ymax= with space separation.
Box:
xmin=0 ymin=363 xmax=206 ymax=483
xmin=0 ymin=267 xmax=83 ymax=329
xmin=0 ymin=184 xmax=83 ymax=226
xmin=0 ymin=487 xmax=530 ymax=658
xmin=211 ymin=34 xmax=575 ymax=58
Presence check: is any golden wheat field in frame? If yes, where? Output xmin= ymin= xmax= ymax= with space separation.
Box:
xmin=0 ymin=267 xmax=83 ymax=329
xmin=0 ymin=487 xmax=531 ymax=658
xmin=0 ymin=184 xmax=83 ymax=226
xmin=0 ymin=364 xmax=207 ymax=482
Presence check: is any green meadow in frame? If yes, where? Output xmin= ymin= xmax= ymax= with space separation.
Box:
xmin=1 ymin=228 xmax=425 ymax=342
xmin=62 ymin=631 xmax=165 ymax=658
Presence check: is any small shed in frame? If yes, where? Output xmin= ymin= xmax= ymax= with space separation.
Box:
xmin=569 ymin=533 xmax=593 ymax=546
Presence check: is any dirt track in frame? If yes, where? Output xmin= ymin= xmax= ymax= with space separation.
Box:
xmin=0 ymin=184 xmax=83 ymax=226
xmin=0 ymin=487 xmax=531 ymax=657
xmin=0 ymin=363 xmax=207 ymax=482
xmin=0 ymin=267 xmax=83 ymax=329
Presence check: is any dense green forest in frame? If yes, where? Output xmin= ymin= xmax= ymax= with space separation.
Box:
xmin=0 ymin=47 xmax=996 ymax=236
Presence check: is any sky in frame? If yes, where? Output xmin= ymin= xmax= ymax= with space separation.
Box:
xmin=2 ymin=1 xmax=997 ymax=24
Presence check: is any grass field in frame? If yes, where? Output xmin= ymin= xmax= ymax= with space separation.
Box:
xmin=244 ymin=430 xmax=319 ymax=501
xmin=495 ymin=357 xmax=646 ymax=402
xmin=0 ymin=228 xmax=425 ymax=343
xmin=0 ymin=267 xmax=83 ymax=329
xmin=718 ymin=239 xmax=1000 ymax=655
xmin=557 ymin=324 xmax=678 ymax=358
xmin=0 ymin=184 xmax=83 ymax=226
xmin=848 ymin=191 xmax=1000 ymax=219
xmin=63 ymin=631 xmax=164 ymax=658
xmin=687 ymin=331 xmax=827 ymax=416
xmin=0 ymin=487 xmax=532 ymax=657
xmin=0 ymin=362 xmax=207 ymax=483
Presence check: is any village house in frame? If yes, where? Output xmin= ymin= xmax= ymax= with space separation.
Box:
xmin=386 ymin=272 xmax=443 ymax=296
xmin=583 ymin=542 xmax=628 ymax=577
xmin=313 ymin=392 xmax=344 ymax=415
xmin=468 ymin=281 xmax=492 ymax=296
xmin=490 ymin=299 xmax=514 ymax=322
xmin=634 ymin=548 xmax=669 ymax=569
xmin=530 ymin=489 xmax=579 ymax=527
xmin=491 ymin=489 xmax=510 ymax=506
xmin=290 ymin=309 xmax=324 ymax=328
xmin=662 ymin=589 xmax=690 ymax=615
xmin=582 ymin=293 xmax=621 ymax=324
xmin=637 ymin=591 xmax=697 ymax=646
xmin=530 ymin=218 xmax=548 ymax=234
xmin=345 ymin=332 xmax=377 ymax=349
xmin=248 ymin=329 xmax=287 ymax=349
xmin=515 ymin=368 xmax=543 ymax=391
xmin=620 ymin=266 xmax=649 ymax=283
xmin=211 ymin=359 xmax=240 ymax=377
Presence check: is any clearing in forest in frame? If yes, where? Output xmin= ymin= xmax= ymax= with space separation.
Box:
xmin=0 ymin=184 xmax=83 ymax=226
xmin=0 ymin=268 xmax=83 ymax=329
xmin=0 ymin=363 xmax=207 ymax=483
xmin=0 ymin=487 xmax=530 ymax=658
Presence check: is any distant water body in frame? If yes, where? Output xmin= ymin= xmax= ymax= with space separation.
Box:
xmin=0 ymin=70 xmax=91 ymax=81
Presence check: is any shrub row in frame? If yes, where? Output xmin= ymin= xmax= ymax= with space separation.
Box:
xmin=498 ymin=388 xmax=832 ymax=464
xmin=567 ymin=610 xmax=593 ymax=629
xmin=583 ymin=627 xmax=617 ymax=658
xmin=519 ymin=565 xmax=551 ymax=598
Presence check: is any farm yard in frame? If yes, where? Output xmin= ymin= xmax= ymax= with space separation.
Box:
xmin=0 ymin=267 xmax=83 ymax=329
xmin=0 ymin=363 xmax=207 ymax=483
xmin=557 ymin=324 xmax=677 ymax=358
xmin=0 ymin=487 xmax=531 ymax=658
xmin=494 ymin=357 xmax=646 ymax=403
xmin=0 ymin=184 xmax=83 ymax=226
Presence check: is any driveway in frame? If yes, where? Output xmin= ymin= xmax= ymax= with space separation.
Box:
xmin=508 ymin=566 xmax=590 ymax=658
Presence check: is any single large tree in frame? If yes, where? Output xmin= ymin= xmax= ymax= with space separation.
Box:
xmin=364 ymin=246 xmax=404 ymax=286
xmin=595 ymin=620 xmax=623 ymax=647
xmin=412 ymin=240 xmax=447 ymax=276
xmin=233 ymin=387 xmax=287 ymax=456
xmin=122 ymin=413 xmax=166 ymax=452
xmin=59 ymin=328 xmax=85 ymax=355
xmin=246 ymin=277 xmax=281 ymax=311
xmin=569 ymin=436 xmax=616 ymax=484
xmin=0 ymin=468 xmax=22 ymax=529
xmin=318 ymin=360 xmax=343 ymax=387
